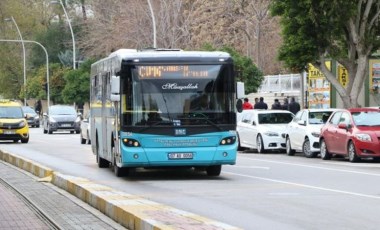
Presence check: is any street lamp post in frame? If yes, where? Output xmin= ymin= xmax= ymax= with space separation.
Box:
xmin=5 ymin=17 xmax=27 ymax=106
xmin=147 ymin=0 xmax=157 ymax=48
xmin=0 ymin=39 xmax=50 ymax=108
xmin=51 ymin=0 xmax=76 ymax=69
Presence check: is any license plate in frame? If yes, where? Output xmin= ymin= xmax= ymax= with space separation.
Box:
xmin=168 ymin=152 xmax=193 ymax=159
xmin=4 ymin=130 xmax=15 ymax=134
xmin=61 ymin=124 xmax=71 ymax=127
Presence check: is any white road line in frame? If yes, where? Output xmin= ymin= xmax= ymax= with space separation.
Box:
xmin=224 ymin=171 xmax=380 ymax=200
xmin=232 ymin=166 xmax=270 ymax=169
xmin=238 ymin=156 xmax=380 ymax=177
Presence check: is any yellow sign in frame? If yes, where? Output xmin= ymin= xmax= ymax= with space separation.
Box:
xmin=338 ymin=64 xmax=348 ymax=87
xmin=308 ymin=62 xmax=331 ymax=109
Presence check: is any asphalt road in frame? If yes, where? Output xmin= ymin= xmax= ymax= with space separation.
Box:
xmin=1 ymin=128 xmax=380 ymax=229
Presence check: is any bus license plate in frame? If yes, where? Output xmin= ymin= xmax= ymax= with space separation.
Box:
xmin=168 ymin=152 xmax=193 ymax=159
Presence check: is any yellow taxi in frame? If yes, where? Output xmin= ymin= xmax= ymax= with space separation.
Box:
xmin=0 ymin=100 xmax=29 ymax=143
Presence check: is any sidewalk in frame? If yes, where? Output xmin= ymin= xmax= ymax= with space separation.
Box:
xmin=0 ymin=161 xmax=125 ymax=230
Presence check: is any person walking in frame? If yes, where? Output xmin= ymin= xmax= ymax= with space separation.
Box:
xmin=254 ymin=97 xmax=268 ymax=110
xmin=34 ymin=99 xmax=42 ymax=116
xmin=288 ymin=97 xmax=301 ymax=114
xmin=271 ymin=99 xmax=282 ymax=110
xmin=242 ymin=98 xmax=253 ymax=110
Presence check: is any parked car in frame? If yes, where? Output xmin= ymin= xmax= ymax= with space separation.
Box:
xmin=43 ymin=105 xmax=81 ymax=134
xmin=285 ymin=109 xmax=337 ymax=157
xmin=80 ymin=113 xmax=91 ymax=144
xmin=237 ymin=110 xmax=294 ymax=153
xmin=22 ymin=106 xmax=40 ymax=128
xmin=319 ymin=108 xmax=380 ymax=162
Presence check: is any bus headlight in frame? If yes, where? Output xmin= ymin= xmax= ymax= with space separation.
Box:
xmin=122 ymin=138 xmax=141 ymax=147
xmin=220 ymin=136 xmax=236 ymax=145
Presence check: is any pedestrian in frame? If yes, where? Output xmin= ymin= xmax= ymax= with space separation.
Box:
xmin=271 ymin=99 xmax=282 ymax=110
xmin=282 ymin=98 xmax=289 ymax=110
xmin=254 ymin=97 xmax=268 ymax=110
xmin=34 ymin=99 xmax=42 ymax=116
xmin=242 ymin=98 xmax=253 ymax=110
xmin=288 ymin=97 xmax=301 ymax=114
xmin=253 ymin=97 xmax=259 ymax=108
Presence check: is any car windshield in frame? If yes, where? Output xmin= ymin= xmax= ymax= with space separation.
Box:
xmin=0 ymin=106 xmax=24 ymax=118
xmin=352 ymin=111 xmax=380 ymax=126
xmin=309 ymin=111 xmax=334 ymax=124
xmin=22 ymin=106 xmax=37 ymax=115
xmin=258 ymin=113 xmax=293 ymax=124
xmin=49 ymin=106 xmax=76 ymax=115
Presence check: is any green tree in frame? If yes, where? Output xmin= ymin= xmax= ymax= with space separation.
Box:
xmin=271 ymin=0 xmax=380 ymax=108
xmin=62 ymin=59 xmax=94 ymax=105
xmin=202 ymin=44 xmax=263 ymax=94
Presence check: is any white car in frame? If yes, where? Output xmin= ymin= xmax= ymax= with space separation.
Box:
xmin=285 ymin=109 xmax=337 ymax=157
xmin=80 ymin=113 xmax=91 ymax=144
xmin=237 ymin=110 xmax=294 ymax=153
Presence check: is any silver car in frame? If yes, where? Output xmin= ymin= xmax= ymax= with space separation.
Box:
xmin=43 ymin=105 xmax=81 ymax=134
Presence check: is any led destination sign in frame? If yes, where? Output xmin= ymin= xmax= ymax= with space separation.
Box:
xmin=137 ymin=65 xmax=219 ymax=79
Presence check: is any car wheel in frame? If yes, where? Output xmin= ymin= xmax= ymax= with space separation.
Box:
xmin=21 ymin=137 xmax=29 ymax=143
xmin=320 ymin=139 xmax=331 ymax=160
xmin=80 ymin=134 xmax=86 ymax=144
xmin=48 ymin=125 xmax=53 ymax=134
xmin=303 ymin=138 xmax=317 ymax=158
xmin=206 ymin=165 xmax=222 ymax=176
xmin=76 ymin=130 xmax=80 ymax=134
xmin=87 ymin=131 xmax=91 ymax=145
xmin=286 ymin=137 xmax=295 ymax=156
xmin=348 ymin=141 xmax=360 ymax=162
xmin=257 ymin=134 xmax=265 ymax=153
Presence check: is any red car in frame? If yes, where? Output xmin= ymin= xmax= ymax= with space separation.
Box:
xmin=319 ymin=108 xmax=380 ymax=162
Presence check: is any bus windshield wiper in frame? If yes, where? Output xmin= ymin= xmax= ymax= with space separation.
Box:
xmin=138 ymin=121 xmax=173 ymax=132
xmin=182 ymin=117 xmax=222 ymax=131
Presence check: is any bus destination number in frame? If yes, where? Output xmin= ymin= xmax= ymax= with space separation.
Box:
xmin=168 ymin=152 xmax=193 ymax=159
xmin=138 ymin=66 xmax=209 ymax=78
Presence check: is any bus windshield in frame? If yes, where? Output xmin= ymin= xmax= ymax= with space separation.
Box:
xmin=122 ymin=64 xmax=235 ymax=127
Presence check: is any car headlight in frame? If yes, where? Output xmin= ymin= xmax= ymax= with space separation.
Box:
xmin=75 ymin=117 xmax=81 ymax=123
xmin=311 ymin=132 xmax=320 ymax=138
xmin=19 ymin=121 xmax=26 ymax=128
xmin=355 ymin=133 xmax=371 ymax=142
xmin=34 ymin=115 xmax=39 ymax=120
xmin=49 ymin=117 xmax=57 ymax=123
xmin=264 ymin=131 xmax=279 ymax=137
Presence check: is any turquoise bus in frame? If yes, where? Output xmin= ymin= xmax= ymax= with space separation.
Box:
xmin=90 ymin=49 xmax=237 ymax=177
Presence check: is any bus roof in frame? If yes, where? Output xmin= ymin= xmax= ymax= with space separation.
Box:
xmin=108 ymin=48 xmax=231 ymax=60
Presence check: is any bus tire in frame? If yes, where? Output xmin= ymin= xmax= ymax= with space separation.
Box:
xmin=96 ymin=137 xmax=109 ymax=168
xmin=206 ymin=165 xmax=221 ymax=176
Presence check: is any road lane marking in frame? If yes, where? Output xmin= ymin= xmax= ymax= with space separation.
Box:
xmin=232 ymin=166 xmax=270 ymax=169
xmin=238 ymin=156 xmax=380 ymax=177
xmin=224 ymin=171 xmax=380 ymax=200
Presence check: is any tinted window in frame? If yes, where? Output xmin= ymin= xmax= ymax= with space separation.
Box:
xmin=309 ymin=111 xmax=334 ymax=124
xmin=49 ymin=106 xmax=76 ymax=115
xmin=258 ymin=113 xmax=293 ymax=124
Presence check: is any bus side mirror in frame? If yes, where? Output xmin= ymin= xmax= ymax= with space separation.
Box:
xmin=236 ymin=99 xmax=243 ymax=113
xmin=111 ymin=75 xmax=120 ymax=102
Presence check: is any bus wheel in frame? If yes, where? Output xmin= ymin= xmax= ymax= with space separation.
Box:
xmin=96 ymin=137 xmax=109 ymax=168
xmin=206 ymin=165 xmax=221 ymax=176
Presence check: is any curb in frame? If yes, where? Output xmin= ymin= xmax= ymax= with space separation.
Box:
xmin=0 ymin=150 xmax=240 ymax=230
